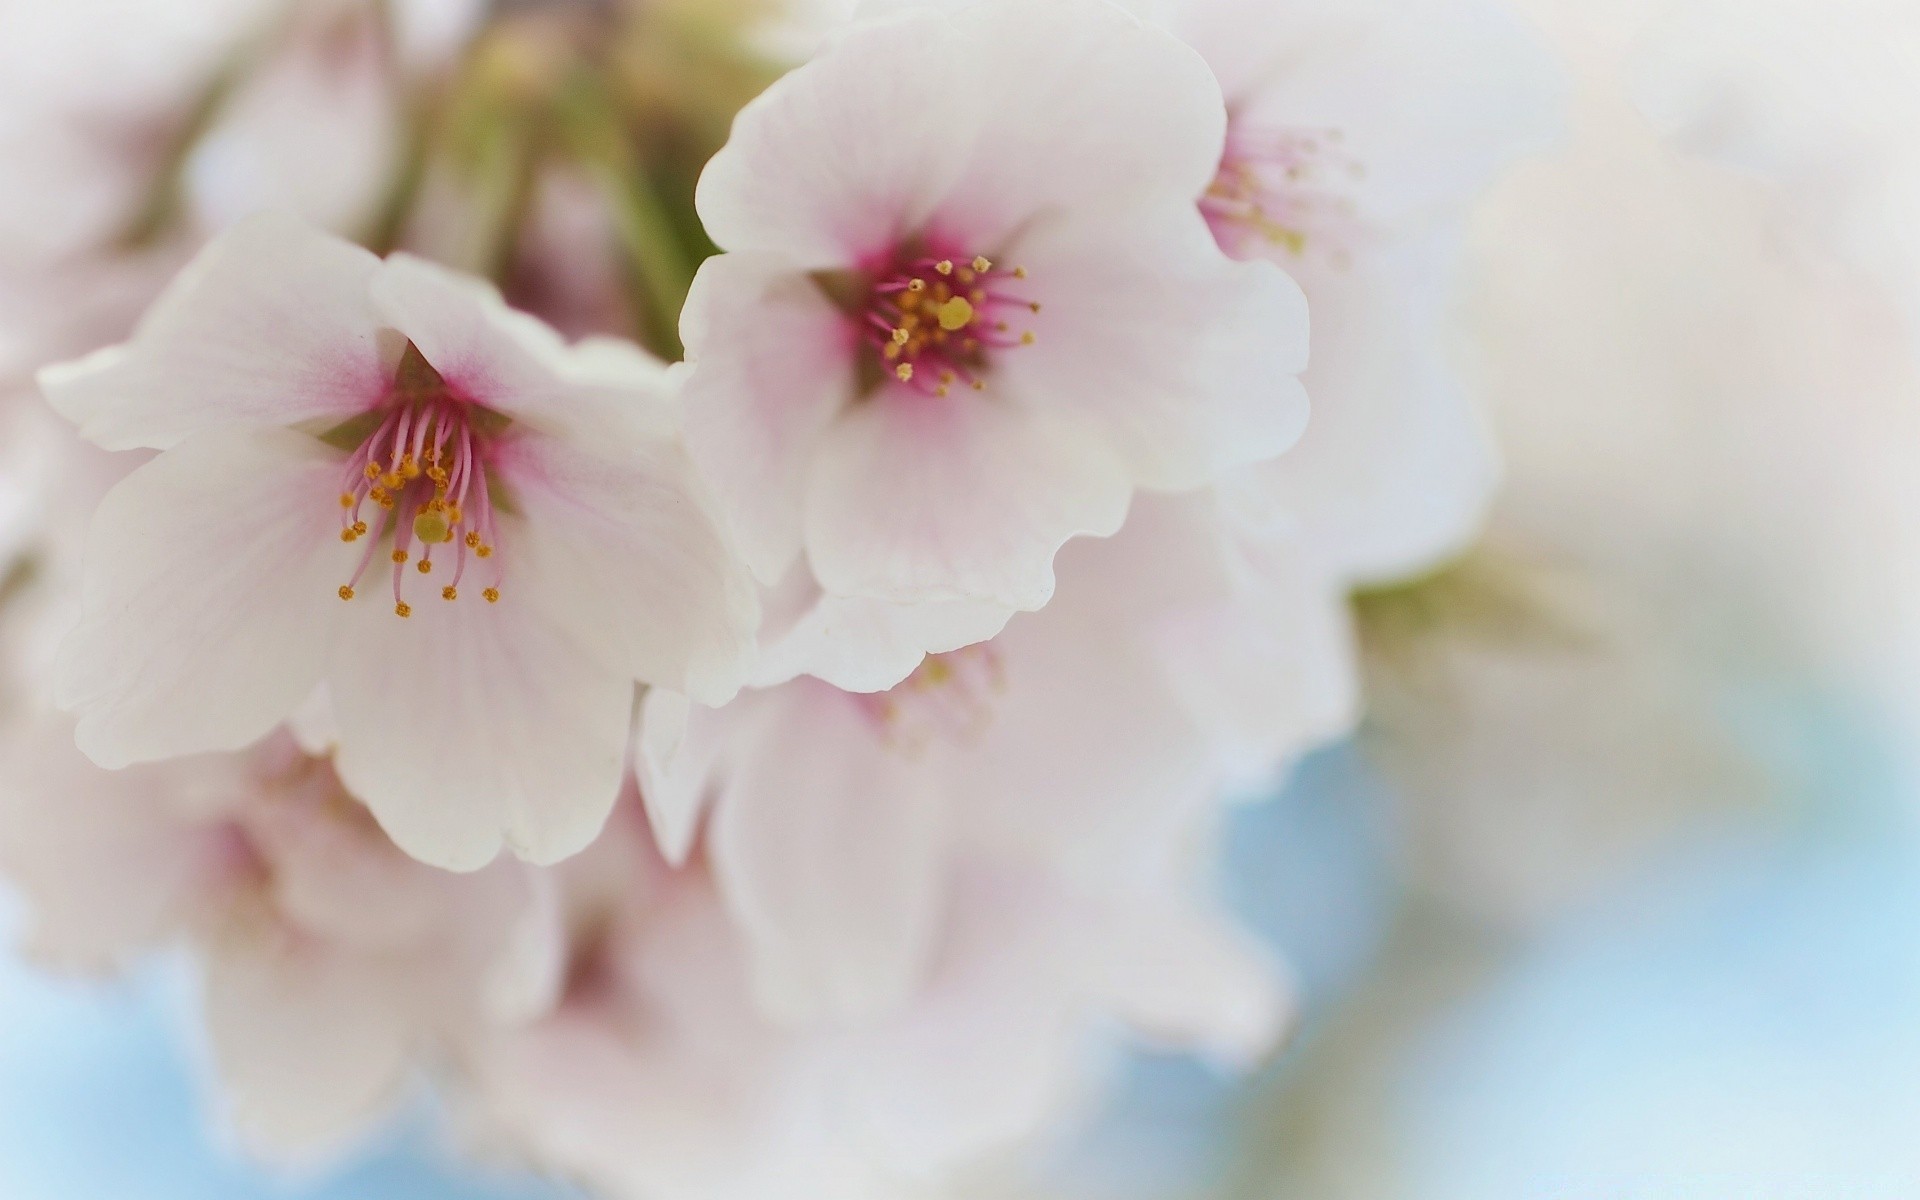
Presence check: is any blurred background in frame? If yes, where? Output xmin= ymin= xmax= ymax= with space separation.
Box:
xmin=4 ymin=0 xmax=1919 ymax=1196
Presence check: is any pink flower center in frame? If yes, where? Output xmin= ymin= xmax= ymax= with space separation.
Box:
xmin=1201 ymin=121 xmax=1364 ymax=262
xmin=335 ymin=346 xmax=504 ymax=617
xmin=855 ymin=643 xmax=1006 ymax=749
xmin=863 ymin=252 xmax=1039 ymax=398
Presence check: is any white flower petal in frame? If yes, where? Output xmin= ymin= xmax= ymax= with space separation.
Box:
xmin=501 ymin=424 xmax=759 ymax=707
xmin=1004 ymin=206 xmax=1311 ymax=490
xmin=57 ymin=426 xmax=347 ymax=768
xmin=36 ymin=212 xmax=386 ymax=451
xmin=201 ymin=924 xmax=414 ymax=1161
xmin=752 ymin=563 xmax=1015 ymax=693
xmin=695 ymin=8 xmax=977 ymax=264
xmin=710 ymin=683 xmax=950 ymax=1023
xmin=931 ymin=0 xmax=1228 ymax=244
xmin=1203 ymin=0 xmax=1564 ymax=227
xmin=1235 ymin=235 xmax=1500 ymax=583
xmin=804 ymin=394 xmax=1130 ymax=609
xmin=680 ymin=253 xmax=858 ymax=584
xmin=327 ymin=574 xmax=632 ymax=872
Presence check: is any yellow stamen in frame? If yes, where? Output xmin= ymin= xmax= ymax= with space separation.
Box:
xmin=391 ymin=549 xmax=408 ymax=564
xmin=442 ymin=586 xmax=458 ymax=601
xmin=338 ymin=586 xmax=355 ymax=601
xmin=972 ymin=256 xmax=992 ymax=273
xmin=483 ymin=587 xmax=500 ymax=603
xmin=935 ymin=260 xmax=954 ymax=275
xmin=936 ymin=296 xmax=974 ymax=332
xmin=417 ymin=559 xmax=433 ymax=574
xmin=896 ymin=364 xmax=915 ymax=382
xmin=395 ymin=602 xmax=412 ymax=618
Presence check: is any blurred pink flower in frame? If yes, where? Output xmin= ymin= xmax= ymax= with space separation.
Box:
xmin=0 ymin=715 xmax=562 ymax=1159
xmin=637 ymin=492 xmax=1353 ymax=1023
xmin=1140 ymin=0 xmax=1562 ymax=585
xmin=457 ymin=799 xmax=1288 ymax=1200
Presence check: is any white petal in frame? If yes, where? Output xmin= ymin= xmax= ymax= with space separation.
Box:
xmin=370 ymin=253 xmax=669 ymax=448
xmin=327 ymin=572 xmax=632 ymax=872
xmin=201 ymin=923 xmax=414 ymax=1161
xmin=695 ymin=7 xmax=977 ymax=264
xmin=500 ymin=424 xmax=760 ymax=707
xmin=57 ymin=426 xmax=347 ymax=768
xmin=931 ymin=0 xmax=1228 ymax=245
xmin=710 ymin=681 xmax=951 ymax=1023
xmin=1232 ymin=236 xmax=1499 ymax=584
xmin=635 ymin=687 xmax=711 ymax=867
xmin=804 ymin=393 xmax=1130 ymax=609
xmin=1212 ymin=0 xmax=1564 ymax=227
xmin=680 ymin=253 xmax=858 ymax=583
xmin=1003 ymin=206 xmax=1311 ymax=490
xmin=37 ymin=212 xmax=386 ymax=451
xmin=752 ymin=563 xmax=1015 ymax=693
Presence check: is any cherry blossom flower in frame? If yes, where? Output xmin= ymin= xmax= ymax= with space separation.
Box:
xmin=1135 ymin=0 xmax=1560 ymax=584
xmin=38 ymin=212 xmax=758 ymax=870
xmin=679 ymin=0 xmax=1310 ymax=614
xmin=455 ymin=799 xmax=1287 ymax=1200
xmin=638 ymin=492 xmax=1354 ymax=1023
xmin=0 ymin=716 xmax=563 ymax=1159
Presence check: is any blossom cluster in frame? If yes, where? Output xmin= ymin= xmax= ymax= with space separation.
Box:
xmin=0 ymin=0 xmax=1557 ymax=1195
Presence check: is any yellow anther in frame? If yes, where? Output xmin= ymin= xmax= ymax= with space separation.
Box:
xmin=1013 ymin=266 xmax=1028 ymax=279
xmin=442 ymin=586 xmax=458 ymax=601
xmin=884 ymin=344 xmax=903 ymax=361
xmin=340 ymin=529 xmax=359 ymax=543
xmin=352 ymin=521 xmax=368 ymax=536
xmin=475 ymin=545 xmax=493 ymax=559
xmin=365 ymin=463 xmax=382 ymax=480
xmin=395 ymin=602 xmax=412 ymax=618
xmin=936 ymin=296 xmax=974 ymax=332
xmin=1029 ymin=302 xmax=1042 ymax=313
xmin=896 ymin=364 xmax=915 ymax=382
xmin=483 ymin=587 xmax=500 ymax=604
xmin=412 ymin=509 xmax=451 ymax=545
xmin=368 ymin=487 xmax=389 ymax=504
xmin=935 ymin=260 xmax=954 ymax=275
xmin=339 ymin=493 xmax=354 ymax=509
xmin=1021 ymin=331 xmax=1037 ymax=345
xmin=465 ymin=531 xmax=481 ymax=548
xmin=957 ymin=268 xmax=976 ymax=285
xmin=400 ymin=455 xmax=421 ymax=480
xmin=936 ymin=385 xmax=951 ymax=398
xmin=892 ymin=327 xmax=911 ymax=346
xmin=391 ymin=549 xmax=409 ymax=564
xmin=971 ymin=380 xmax=986 ymax=391
xmin=972 ymin=257 xmax=992 ymax=273
xmin=907 ymin=279 xmax=926 ymax=292
xmin=444 ymin=505 xmax=462 ymax=525
xmin=417 ymin=559 xmax=433 ymax=574
xmin=381 ymin=473 xmax=403 ymax=490
xmin=338 ymin=586 xmax=355 ymax=601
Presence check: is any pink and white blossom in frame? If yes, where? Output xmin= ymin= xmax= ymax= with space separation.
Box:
xmin=0 ymin=716 xmax=562 ymax=1159
xmin=639 ymin=492 xmax=1354 ymax=1024
xmin=679 ymin=0 xmax=1310 ymax=616
xmin=1139 ymin=0 xmax=1561 ymax=584
xmin=39 ymin=213 xmax=758 ymax=870
xmin=456 ymin=799 xmax=1288 ymax=1200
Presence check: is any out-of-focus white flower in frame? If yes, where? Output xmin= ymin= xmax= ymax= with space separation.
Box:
xmin=1633 ymin=0 xmax=1920 ymax=350
xmin=638 ymin=492 xmax=1354 ymax=1023
xmin=38 ymin=213 xmax=758 ymax=871
xmin=1132 ymin=0 xmax=1561 ymax=585
xmin=680 ymin=0 xmax=1308 ymax=619
xmin=0 ymin=715 xmax=562 ymax=1160
xmin=456 ymin=799 xmax=1288 ymax=1200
